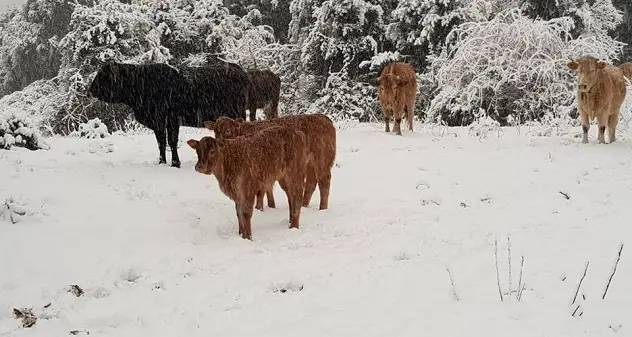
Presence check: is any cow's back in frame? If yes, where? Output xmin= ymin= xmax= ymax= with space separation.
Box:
xmin=179 ymin=62 xmax=250 ymax=127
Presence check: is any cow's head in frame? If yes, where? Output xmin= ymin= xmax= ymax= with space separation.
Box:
xmin=87 ymin=62 xmax=124 ymax=102
xmin=377 ymin=72 xmax=409 ymax=109
xmin=203 ymin=117 xmax=244 ymax=139
xmin=187 ymin=136 xmax=222 ymax=175
xmin=567 ymin=56 xmax=607 ymax=94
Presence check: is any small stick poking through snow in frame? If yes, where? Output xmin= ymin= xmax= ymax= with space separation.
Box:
xmin=559 ymin=191 xmax=570 ymax=200
xmin=446 ymin=266 xmax=459 ymax=301
xmin=507 ymin=235 xmax=512 ymax=295
xmin=571 ymin=261 xmax=589 ymax=307
xmin=602 ymin=243 xmax=624 ymax=300
xmin=517 ymin=256 xmax=525 ymax=302
xmin=495 ymin=240 xmax=503 ymax=301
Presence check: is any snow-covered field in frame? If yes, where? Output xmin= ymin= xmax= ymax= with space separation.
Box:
xmin=1 ymin=123 xmax=631 ymax=337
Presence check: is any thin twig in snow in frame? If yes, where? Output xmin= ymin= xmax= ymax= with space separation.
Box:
xmin=517 ymin=255 xmax=525 ymax=301
xmin=507 ymin=235 xmax=513 ymax=295
xmin=602 ymin=243 xmax=624 ymax=300
xmin=446 ymin=266 xmax=460 ymax=301
xmin=571 ymin=261 xmax=589 ymax=307
xmin=495 ymin=240 xmax=503 ymax=301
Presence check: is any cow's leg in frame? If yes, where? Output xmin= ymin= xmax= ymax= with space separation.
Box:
xmin=580 ymin=110 xmax=589 ymax=144
xmin=607 ymin=113 xmax=619 ymax=143
xmin=249 ymin=105 xmax=257 ymax=122
xmin=384 ymin=108 xmax=392 ymax=133
xmin=153 ymin=128 xmax=167 ymax=165
xmin=597 ymin=114 xmax=607 ymax=144
xmin=394 ymin=108 xmax=403 ymax=136
xmin=302 ymin=164 xmax=318 ymax=207
xmin=166 ymin=117 xmax=181 ymax=168
xmin=266 ymin=184 xmax=276 ymax=208
xmin=317 ymin=170 xmax=332 ymax=211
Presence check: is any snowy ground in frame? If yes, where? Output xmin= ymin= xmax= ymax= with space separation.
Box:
xmin=1 ymin=122 xmax=631 ymax=337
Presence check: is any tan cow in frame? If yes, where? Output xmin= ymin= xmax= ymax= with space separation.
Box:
xmin=377 ymin=62 xmax=418 ymax=135
xmin=567 ymin=56 xmax=627 ymax=144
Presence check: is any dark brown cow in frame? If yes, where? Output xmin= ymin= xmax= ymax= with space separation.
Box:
xmin=204 ymin=113 xmax=336 ymax=211
xmin=377 ymin=62 xmax=418 ymax=135
xmin=568 ymin=56 xmax=626 ymax=144
xmin=246 ymin=69 xmax=281 ymax=121
xmin=187 ymin=125 xmax=308 ymax=240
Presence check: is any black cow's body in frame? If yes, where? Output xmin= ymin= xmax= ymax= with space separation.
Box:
xmin=87 ymin=61 xmax=250 ymax=168
xmin=246 ymin=69 xmax=281 ymax=121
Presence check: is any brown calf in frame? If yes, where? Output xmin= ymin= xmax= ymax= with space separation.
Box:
xmin=377 ymin=62 xmax=418 ymax=135
xmin=187 ymin=126 xmax=308 ymax=240
xmin=205 ymin=113 xmax=336 ymax=211
xmin=246 ymin=69 xmax=281 ymax=121
xmin=568 ymin=56 xmax=627 ymax=144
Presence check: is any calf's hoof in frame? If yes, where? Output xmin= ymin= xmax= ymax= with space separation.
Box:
xmin=581 ymin=138 xmax=588 ymax=144
xmin=171 ymin=162 xmax=181 ymax=168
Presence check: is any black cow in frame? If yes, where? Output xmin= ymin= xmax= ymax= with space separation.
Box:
xmin=87 ymin=61 xmax=250 ymax=168
xmin=246 ymin=69 xmax=281 ymax=121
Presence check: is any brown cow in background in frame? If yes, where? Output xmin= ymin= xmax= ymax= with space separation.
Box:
xmin=617 ymin=62 xmax=632 ymax=81
xmin=205 ymin=114 xmax=336 ymax=211
xmin=187 ymin=125 xmax=308 ymax=240
xmin=246 ymin=69 xmax=281 ymax=121
xmin=377 ymin=62 xmax=418 ymax=135
xmin=568 ymin=55 xmax=627 ymax=144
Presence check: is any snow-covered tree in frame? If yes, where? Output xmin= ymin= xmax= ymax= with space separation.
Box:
xmin=426 ymin=8 xmax=625 ymax=126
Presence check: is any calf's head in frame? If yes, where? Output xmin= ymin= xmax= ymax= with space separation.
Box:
xmin=203 ymin=117 xmax=245 ymax=139
xmin=87 ymin=63 xmax=124 ymax=102
xmin=567 ymin=56 xmax=607 ymax=94
xmin=187 ymin=136 xmax=221 ymax=175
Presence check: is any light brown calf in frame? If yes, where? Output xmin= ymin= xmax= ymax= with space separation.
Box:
xmin=205 ymin=113 xmax=336 ymax=211
xmin=568 ymin=56 xmax=626 ymax=144
xmin=187 ymin=125 xmax=308 ymax=240
xmin=377 ymin=62 xmax=418 ymax=135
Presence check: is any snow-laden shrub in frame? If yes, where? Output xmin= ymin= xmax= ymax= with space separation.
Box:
xmin=0 ymin=79 xmax=64 ymax=133
xmin=0 ymin=109 xmax=50 ymax=151
xmin=426 ymin=7 xmax=625 ymax=127
xmin=69 ymin=118 xmax=109 ymax=139
xmin=307 ymin=70 xmax=378 ymax=122
xmin=0 ymin=196 xmax=34 ymax=224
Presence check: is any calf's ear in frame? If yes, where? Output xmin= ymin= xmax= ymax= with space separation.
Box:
xmin=596 ymin=61 xmax=607 ymax=70
xmin=187 ymin=139 xmax=199 ymax=149
xmin=567 ymin=60 xmax=579 ymax=70
xmin=203 ymin=121 xmax=215 ymax=130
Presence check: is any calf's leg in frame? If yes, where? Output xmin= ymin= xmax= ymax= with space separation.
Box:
xmin=237 ymin=194 xmax=256 ymax=240
xmin=302 ymin=164 xmax=318 ymax=207
xmin=317 ymin=171 xmax=332 ymax=210
xmin=255 ymin=190 xmax=265 ymax=211
xmin=266 ymin=185 xmax=276 ymax=208
xmin=279 ymin=177 xmax=304 ymax=229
